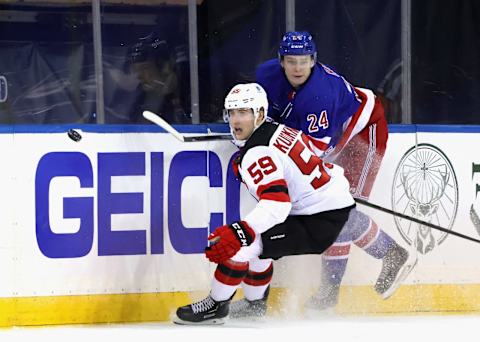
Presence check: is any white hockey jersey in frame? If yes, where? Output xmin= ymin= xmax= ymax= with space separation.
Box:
xmin=237 ymin=122 xmax=354 ymax=234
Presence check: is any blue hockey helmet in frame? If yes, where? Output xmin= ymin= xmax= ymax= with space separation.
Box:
xmin=278 ymin=31 xmax=317 ymax=61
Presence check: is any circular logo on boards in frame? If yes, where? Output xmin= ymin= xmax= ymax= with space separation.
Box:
xmin=392 ymin=144 xmax=458 ymax=254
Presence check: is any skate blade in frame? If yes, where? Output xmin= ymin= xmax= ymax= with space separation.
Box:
xmin=229 ymin=314 xmax=267 ymax=322
xmin=381 ymin=253 xmax=418 ymax=299
xmin=172 ymin=316 xmax=226 ymax=325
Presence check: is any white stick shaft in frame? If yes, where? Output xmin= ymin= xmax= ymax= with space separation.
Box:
xmin=143 ymin=111 xmax=185 ymax=142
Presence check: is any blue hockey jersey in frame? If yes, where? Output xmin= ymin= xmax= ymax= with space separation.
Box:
xmin=256 ymin=58 xmax=377 ymax=158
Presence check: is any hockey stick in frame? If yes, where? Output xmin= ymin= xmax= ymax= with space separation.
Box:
xmin=355 ymin=198 xmax=480 ymax=244
xmin=143 ymin=111 xmax=231 ymax=142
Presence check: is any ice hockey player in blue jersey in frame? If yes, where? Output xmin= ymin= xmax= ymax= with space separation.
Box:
xmin=226 ymin=32 xmax=417 ymax=316
xmin=256 ymin=31 xmax=380 ymax=162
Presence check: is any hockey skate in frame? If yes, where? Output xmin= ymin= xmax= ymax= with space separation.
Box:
xmin=304 ymin=284 xmax=340 ymax=312
xmin=229 ymin=286 xmax=269 ymax=319
xmin=375 ymin=244 xmax=417 ymax=299
xmin=173 ymin=294 xmax=231 ymax=325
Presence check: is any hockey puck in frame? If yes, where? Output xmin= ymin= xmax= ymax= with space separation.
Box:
xmin=67 ymin=129 xmax=82 ymax=142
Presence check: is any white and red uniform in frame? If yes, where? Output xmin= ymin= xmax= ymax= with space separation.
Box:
xmin=239 ymin=122 xmax=354 ymax=233
xmin=210 ymin=121 xmax=355 ymax=301
xmin=228 ymin=121 xmax=354 ymax=263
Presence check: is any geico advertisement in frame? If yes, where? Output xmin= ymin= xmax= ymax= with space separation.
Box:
xmin=0 ymin=132 xmax=256 ymax=297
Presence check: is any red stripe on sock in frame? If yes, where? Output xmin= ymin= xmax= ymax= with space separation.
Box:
xmin=214 ymin=269 xmax=244 ymax=286
xmin=324 ymin=244 xmax=351 ymax=257
xmin=214 ymin=260 xmax=248 ymax=286
xmin=244 ymin=263 xmax=273 ymax=286
xmin=355 ymin=221 xmax=379 ymax=248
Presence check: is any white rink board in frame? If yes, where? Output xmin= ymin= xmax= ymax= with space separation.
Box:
xmin=333 ymin=131 xmax=480 ymax=286
xmin=0 ymin=131 xmax=252 ymax=297
xmin=0 ymin=128 xmax=479 ymax=298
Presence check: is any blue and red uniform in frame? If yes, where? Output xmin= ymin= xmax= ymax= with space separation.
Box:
xmin=256 ymin=58 xmax=388 ymax=199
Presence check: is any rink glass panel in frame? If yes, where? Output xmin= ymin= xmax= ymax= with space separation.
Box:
xmin=1 ymin=0 xmax=479 ymax=124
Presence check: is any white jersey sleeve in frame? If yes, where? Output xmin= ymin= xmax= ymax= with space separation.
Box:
xmin=238 ymin=145 xmax=292 ymax=234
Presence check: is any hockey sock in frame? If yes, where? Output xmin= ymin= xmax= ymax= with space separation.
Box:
xmin=321 ymin=256 xmax=349 ymax=286
xmin=211 ymin=259 xmax=249 ymax=301
xmin=354 ymin=220 xmax=395 ymax=259
xmin=242 ymin=260 xmax=273 ymax=300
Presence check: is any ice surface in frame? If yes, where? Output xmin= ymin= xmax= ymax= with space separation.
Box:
xmin=1 ymin=314 xmax=478 ymax=342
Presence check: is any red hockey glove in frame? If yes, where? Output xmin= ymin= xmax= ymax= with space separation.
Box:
xmin=205 ymin=221 xmax=256 ymax=263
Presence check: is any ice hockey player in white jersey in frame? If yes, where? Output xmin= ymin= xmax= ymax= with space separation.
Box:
xmin=174 ymin=83 xmax=356 ymax=325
